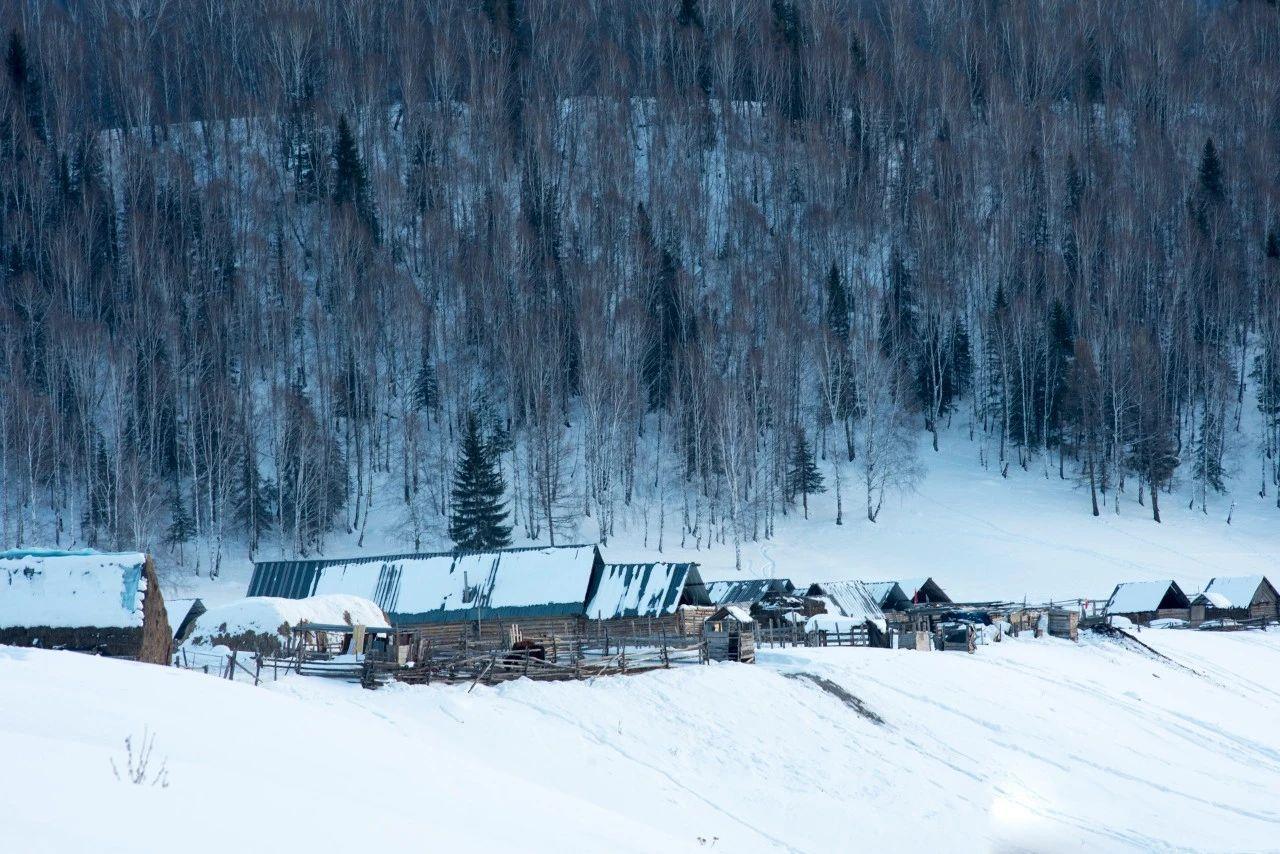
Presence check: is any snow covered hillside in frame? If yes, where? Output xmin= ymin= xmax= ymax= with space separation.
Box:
xmin=5 ymin=631 xmax=1280 ymax=853
xmin=168 ymin=426 xmax=1280 ymax=609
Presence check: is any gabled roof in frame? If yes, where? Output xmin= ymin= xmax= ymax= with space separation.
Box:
xmin=704 ymin=578 xmax=794 ymax=606
xmin=864 ymin=581 xmax=912 ymax=610
xmin=897 ymin=577 xmax=951 ymax=604
xmin=0 ymin=550 xmax=150 ymax=629
xmin=1192 ymin=591 xmax=1232 ymax=609
xmin=1203 ymin=576 xmax=1275 ymax=609
xmin=805 ymin=580 xmax=887 ymax=625
xmin=585 ymin=562 xmax=710 ymax=620
xmin=249 ymin=545 xmax=603 ymax=624
xmin=709 ymin=605 xmax=753 ymax=624
xmin=1105 ymin=580 xmax=1190 ymax=614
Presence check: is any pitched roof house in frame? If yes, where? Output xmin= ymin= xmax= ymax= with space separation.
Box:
xmin=1104 ymin=580 xmax=1191 ymax=625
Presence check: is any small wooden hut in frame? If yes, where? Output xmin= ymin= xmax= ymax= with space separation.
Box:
xmin=703 ymin=606 xmax=756 ymax=663
xmin=1104 ymin=580 xmax=1191 ymax=626
xmin=1193 ymin=576 xmax=1278 ymax=624
xmin=0 ymin=549 xmax=171 ymax=664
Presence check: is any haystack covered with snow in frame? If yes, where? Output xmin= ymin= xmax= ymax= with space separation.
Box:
xmin=0 ymin=549 xmax=171 ymax=663
xmin=183 ymin=594 xmax=389 ymax=653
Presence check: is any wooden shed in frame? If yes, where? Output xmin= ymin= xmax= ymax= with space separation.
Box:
xmin=0 ymin=549 xmax=171 ymax=664
xmin=703 ymin=606 xmax=756 ymax=663
xmin=1194 ymin=576 xmax=1278 ymax=624
xmin=1104 ymin=580 xmax=1191 ymax=626
xmin=248 ymin=545 xmax=605 ymax=648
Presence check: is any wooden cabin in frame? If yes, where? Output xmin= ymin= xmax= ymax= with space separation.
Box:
xmin=804 ymin=580 xmax=889 ymax=645
xmin=704 ymin=578 xmax=803 ymax=626
xmin=897 ymin=577 xmax=952 ymax=605
xmin=1104 ymin=580 xmax=1191 ymax=626
xmin=249 ymin=545 xmax=604 ymax=649
xmin=1190 ymin=576 xmax=1279 ymax=625
xmin=703 ymin=606 xmax=756 ymax=663
xmin=0 ymin=549 xmax=171 ymax=664
xmin=1194 ymin=576 xmax=1278 ymax=624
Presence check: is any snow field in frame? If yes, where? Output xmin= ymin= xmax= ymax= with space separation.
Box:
xmin=4 ymin=628 xmax=1280 ymax=852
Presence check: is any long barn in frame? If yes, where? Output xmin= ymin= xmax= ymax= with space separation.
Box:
xmin=249 ymin=545 xmax=604 ymax=645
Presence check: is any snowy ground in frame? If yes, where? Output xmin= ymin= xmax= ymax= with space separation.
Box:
xmin=165 ymin=427 xmax=1280 ymax=609
xmin=5 ymin=629 xmax=1280 ymax=853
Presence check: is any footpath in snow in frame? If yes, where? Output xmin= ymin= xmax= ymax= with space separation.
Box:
xmin=4 ymin=630 xmax=1280 ymax=853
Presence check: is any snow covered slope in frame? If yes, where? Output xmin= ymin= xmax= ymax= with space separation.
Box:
xmin=170 ymin=427 xmax=1280 ymax=611
xmin=4 ymin=631 xmax=1279 ymax=852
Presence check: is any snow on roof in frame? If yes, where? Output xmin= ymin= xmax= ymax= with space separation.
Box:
xmin=709 ymin=605 xmax=753 ymax=623
xmin=0 ymin=551 xmax=149 ymax=629
xmin=249 ymin=545 xmax=603 ymax=623
xmin=186 ymin=595 xmax=389 ymax=645
xmin=1203 ymin=576 xmax=1271 ymax=609
xmin=806 ymin=580 xmax=886 ymax=624
xmin=585 ymin=562 xmax=707 ymax=620
xmin=1105 ymin=580 xmax=1189 ymax=614
xmin=704 ymin=578 xmax=793 ymax=606
xmin=864 ymin=581 xmax=909 ymax=609
xmin=1192 ymin=591 xmax=1233 ymax=609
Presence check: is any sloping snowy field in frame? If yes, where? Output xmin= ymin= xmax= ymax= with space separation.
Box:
xmin=167 ymin=427 xmax=1280 ymax=610
xmin=4 ymin=630 xmax=1280 ymax=853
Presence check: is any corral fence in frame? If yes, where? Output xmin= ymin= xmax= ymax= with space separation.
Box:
xmin=755 ymin=624 xmax=872 ymax=648
xmin=390 ymin=633 xmax=709 ymax=688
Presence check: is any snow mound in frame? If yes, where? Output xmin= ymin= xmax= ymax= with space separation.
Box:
xmin=185 ymin=594 xmax=389 ymax=646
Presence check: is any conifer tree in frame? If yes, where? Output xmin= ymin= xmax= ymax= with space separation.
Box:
xmin=449 ymin=415 xmax=512 ymax=551
xmin=332 ymin=115 xmax=379 ymax=238
xmin=165 ymin=492 xmax=196 ymax=548
xmin=412 ymin=349 xmax=439 ymax=412
xmin=787 ymin=430 xmax=825 ymax=519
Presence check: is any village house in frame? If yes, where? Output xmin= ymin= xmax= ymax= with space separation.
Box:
xmin=248 ymin=544 xmax=605 ymax=647
xmin=1191 ymin=576 xmax=1278 ymax=625
xmin=803 ymin=580 xmax=889 ymax=644
xmin=0 ymin=549 xmax=171 ymax=665
xmin=704 ymin=578 xmax=803 ymax=625
xmin=1104 ymin=580 xmax=1192 ymax=626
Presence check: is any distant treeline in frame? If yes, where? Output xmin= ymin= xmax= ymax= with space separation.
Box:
xmin=1 ymin=0 xmax=1278 ymax=574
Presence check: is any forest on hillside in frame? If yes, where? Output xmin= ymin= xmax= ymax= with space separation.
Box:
xmin=2 ymin=0 xmax=1279 ymax=575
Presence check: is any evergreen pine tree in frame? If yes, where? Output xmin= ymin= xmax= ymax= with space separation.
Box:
xmin=332 ymin=115 xmax=379 ymax=238
xmin=1197 ymin=137 xmax=1223 ymax=203
xmin=824 ymin=261 xmax=849 ymax=345
xmin=787 ymin=430 xmax=825 ymax=519
xmin=449 ymin=415 xmax=512 ymax=550
xmin=165 ymin=492 xmax=196 ymax=548
xmin=412 ymin=349 xmax=439 ymax=412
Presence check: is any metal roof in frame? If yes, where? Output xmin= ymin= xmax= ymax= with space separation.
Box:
xmin=248 ymin=545 xmax=603 ymax=624
xmin=704 ymin=578 xmax=795 ymax=606
xmin=805 ymin=580 xmax=887 ymax=624
xmin=584 ymin=562 xmax=710 ymax=620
